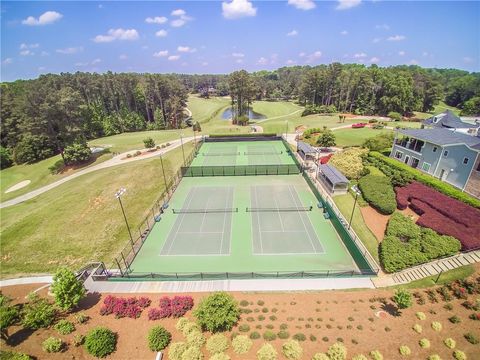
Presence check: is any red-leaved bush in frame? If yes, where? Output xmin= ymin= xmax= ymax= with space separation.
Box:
xmin=395 ymin=182 xmax=480 ymax=251
xmin=99 ymin=295 xmax=151 ymax=319
xmin=148 ymin=295 xmax=194 ymax=320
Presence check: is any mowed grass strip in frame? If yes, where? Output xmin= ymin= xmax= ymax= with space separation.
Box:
xmin=187 ymin=94 xmax=231 ymax=124
xmin=0 ymin=142 xmax=194 ymax=277
xmin=333 ymin=128 xmax=393 ymax=147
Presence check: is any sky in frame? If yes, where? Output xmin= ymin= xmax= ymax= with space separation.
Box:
xmin=1 ymin=0 xmax=479 ymax=81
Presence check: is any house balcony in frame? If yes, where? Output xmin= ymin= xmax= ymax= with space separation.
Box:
xmin=394 ymin=138 xmax=424 ymax=153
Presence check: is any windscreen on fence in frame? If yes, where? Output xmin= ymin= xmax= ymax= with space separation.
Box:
xmin=182 ymin=164 xmax=301 ymax=177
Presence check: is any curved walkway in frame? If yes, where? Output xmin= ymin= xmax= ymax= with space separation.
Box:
xmin=255 ymin=109 xmax=303 ymax=123
xmin=0 ymin=137 xmax=194 ymax=209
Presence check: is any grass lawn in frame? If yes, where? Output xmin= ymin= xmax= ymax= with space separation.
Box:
xmin=251 ymin=100 xmax=302 ymax=118
xmin=187 ymin=94 xmax=231 ymax=124
xmin=414 ymin=101 xmax=460 ymax=119
xmin=333 ymin=193 xmax=380 ymax=263
xmin=88 ymin=130 xmax=181 ymax=153
xmin=0 ymin=142 xmax=194 ymax=277
xmin=333 ymin=128 xmax=393 ymax=147
xmin=260 ymin=114 xmax=359 ymax=134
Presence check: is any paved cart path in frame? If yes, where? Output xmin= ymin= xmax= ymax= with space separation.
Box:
xmin=0 ymin=137 xmax=194 ymax=209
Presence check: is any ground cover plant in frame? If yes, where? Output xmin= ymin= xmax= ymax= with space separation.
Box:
xmin=358 ymin=175 xmax=396 ymax=215
xmin=100 ymin=295 xmax=151 ymax=319
xmin=380 ymin=212 xmax=461 ymax=272
xmin=194 ymin=292 xmax=240 ymax=332
xmin=328 ymin=147 xmax=368 ymax=180
xmin=396 ymin=181 xmax=480 ymax=250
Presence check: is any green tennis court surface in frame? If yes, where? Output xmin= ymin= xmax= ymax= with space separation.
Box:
xmin=131 ymin=175 xmax=359 ymax=274
xmin=190 ymin=140 xmax=295 ymax=166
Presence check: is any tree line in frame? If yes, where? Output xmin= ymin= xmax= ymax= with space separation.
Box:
xmin=1 ymin=64 xmax=479 ymax=167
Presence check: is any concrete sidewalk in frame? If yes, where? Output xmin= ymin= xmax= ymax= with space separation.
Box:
xmin=0 ymin=276 xmax=53 ymax=287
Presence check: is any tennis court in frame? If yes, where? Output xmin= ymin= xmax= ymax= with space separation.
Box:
xmin=159 ymin=186 xmax=234 ymax=256
xmin=131 ymin=175 xmax=359 ymax=274
xmin=191 ymin=140 xmax=294 ymax=167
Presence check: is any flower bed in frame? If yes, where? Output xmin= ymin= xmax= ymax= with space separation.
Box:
xmin=100 ymin=295 xmax=151 ymax=319
xmin=148 ymin=296 xmax=194 ymax=320
xmin=396 ymin=182 xmax=480 ymax=251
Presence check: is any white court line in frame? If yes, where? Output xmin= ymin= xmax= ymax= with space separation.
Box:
xmin=254 ymin=186 xmax=264 ymax=254
xmin=273 ymin=193 xmax=285 ymax=232
xmin=176 ymin=231 xmax=224 ymax=234
xmin=260 ymin=230 xmax=306 ymax=233
xmin=198 ymin=195 xmax=212 ymax=233
xmin=164 ymin=186 xmax=197 ymax=255
xmin=219 ymin=187 xmax=229 ymax=255
xmin=287 ymin=185 xmax=318 ymax=253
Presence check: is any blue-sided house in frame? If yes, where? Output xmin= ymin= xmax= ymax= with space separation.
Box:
xmin=390 ymin=127 xmax=480 ymax=199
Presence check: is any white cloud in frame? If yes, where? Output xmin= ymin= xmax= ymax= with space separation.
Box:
xmin=155 ymin=29 xmax=168 ymax=37
xmin=178 ymin=46 xmax=196 ymax=53
xmin=340 ymin=30 xmax=348 ymax=35
xmin=305 ymin=51 xmax=322 ymax=63
xmin=56 ymin=46 xmax=83 ymax=54
xmin=258 ymin=57 xmax=268 ymax=65
xmin=168 ymin=55 xmax=180 ymax=61
xmin=369 ymin=57 xmax=380 ymax=63
xmin=232 ymin=52 xmax=245 ymax=58
xmin=153 ymin=50 xmax=169 ymax=57
xmin=145 ymin=16 xmax=168 ymax=24
xmin=201 ymin=62 xmax=209 ymax=66
xmin=75 ymin=62 xmax=89 ymax=67
xmin=119 ymin=54 xmax=128 ymax=60
xmin=422 ymin=51 xmax=429 ymax=57
xmin=299 ymin=52 xmax=306 ymax=57
xmin=222 ymin=0 xmax=257 ymax=19
xmin=98 ymin=4 xmax=103 ymax=9
xmin=353 ymin=52 xmax=367 ymax=58
xmin=20 ymin=50 xmax=34 ymax=56
xmin=20 ymin=43 xmax=39 ymax=49
xmin=286 ymin=59 xmax=296 ymax=65
xmin=171 ymin=9 xmax=186 ymax=17
xmin=398 ymin=51 xmax=405 ymax=56
xmin=93 ymin=28 xmax=139 ymax=43
xmin=40 ymin=51 xmax=50 ymax=56
xmin=463 ymin=56 xmax=474 ymax=63
xmin=38 ymin=66 xmax=47 ymax=72
xmin=235 ymin=59 xmax=243 ymax=64
xmin=372 ymin=37 xmax=381 ymax=43
xmin=375 ymin=24 xmax=390 ymax=30
xmin=91 ymin=58 xmax=101 ymax=65
xmin=22 ymin=11 xmax=63 ymax=26
xmin=170 ymin=19 xmax=186 ymax=27
xmin=2 ymin=58 xmax=13 ymax=65
xmin=409 ymin=59 xmax=419 ymax=65
xmin=287 ymin=0 xmax=316 ymax=10
xmin=287 ymin=29 xmax=298 ymax=37
xmin=387 ymin=35 xmax=406 ymax=41
xmin=336 ymin=0 xmax=362 ymax=10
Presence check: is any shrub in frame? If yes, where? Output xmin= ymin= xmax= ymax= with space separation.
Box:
xmin=266 ymin=324 xmax=274 ymax=330
xmin=292 ymin=333 xmax=306 ymax=341
xmin=240 ymin=300 xmax=249 ymax=307
xmin=399 ymin=345 xmax=411 ymax=356
xmin=358 ymin=175 xmax=396 ymax=214
xmin=464 ymin=332 xmax=479 ymax=344
xmin=0 ymin=351 xmax=32 ymax=360
xmin=182 ymin=321 xmax=201 ymax=337
xmin=352 ymin=356 xmax=368 ymax=360
xmin=419 ymin=338 xmax=430 ymax=348
xmin=329 ymin=148 xmax=368 ymax=180
xmin=181 ymin=346 xmax=203 ymax=360
xmin=257 ymin=300 xmax=265 ymax=306
xmin=327 ymin=342 xmax=347 ymax=360
xmin=393 ymin=289 xmax=412 ymax=309
xmin=232 ymin=335 xmax=252 ymax=354
xmin=412 ymin=324 xmax=422 ymax=333
xmin=428 ymin=356 xmax=441 ymax=360
xmin=263 ymin=330 xmax=276 ymax=341
xmin=369 ymin=350 xmax=383 ymax=360
xmin=206 ymin=334 xmax=229 ymax=354
xmin=250 ymin=331 xmax=261 ymax=339
xmin=256 ymin=343 xmax=277 ymax=360
xmin=84 ymin=327 xmax=117 ymax=358
xmin=388 ymin=111 xmax=403 ymax=121
xmin=282 ymin=340 xmax=303 ymax=359
xmin=73 ymin=334 xmax=85 ymax=346
xmin=431 ymin=321 xmax=442 ymax=331
xmin=42 ymin=337 xmax=63 ymax=353
xmin=209 ymin=354 xmax=230 ymax=360
xmin=449 ymin=315 xmax=461 ymax=324
xmin=0 ymin=146 xmax=13 ymax=169
xmin=168 ymin=342 xmax=188 ymax=360
xmin=416 ymin=312 xmax=426 ymax=320
xmin=54 ymin=319 xmax=75 ymax=335
xmin=186 ymin=330 xmax=206 ymax=348
xmin=143 ymin=137 xmax=155 ymax=149
xmin=0 ymin=298 xmax=19 ymax=341
xmin=453 ymin=350 xmax=467 ymax=360
xmin=75 ymin=312 xmax=89 ymax=324
xmin=175 ymin=317 xmax=190 ymax=331
xmin=276 ymin=330 xmax=289 ymax=339
xmin=443 ymin=338 xmax=456 ymax=349
xmin=148 ymin=326 xmax=172 ymax=351
xmin=194 ymin=292 xmax=239 ymax=332
xmin=363 ymin=132 xmax=394 ymax=152
xmin=63 ymin=142 xmax=92 ymax=165
xmin=280 ymin=323 xmax=288 ymax=330
xmin=269 ymin=315 xmax=277 ymax=321
xmin=21 ymin=293 xmax=56 ymax=329
xmin=239 ymin=324 xmax=250 ymax=332
xmin=137 ymin=297 xmax=151 ymax=308
xmin=258 ymin=315 xmax=265 ymax=321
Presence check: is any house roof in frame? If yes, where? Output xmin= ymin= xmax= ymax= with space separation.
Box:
xmin=423 ymin=109 xmax=478 ymax=129
xmin=398 ymin=128 xmax=480 ymax=150
xmin=318 ymin=164 xmax=349 ymax=185
xmin=297 ymin=141 xmax=318 ymax=154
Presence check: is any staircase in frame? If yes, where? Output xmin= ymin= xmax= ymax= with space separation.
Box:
xmin=391 ymin=250 xmax=480 ymax=285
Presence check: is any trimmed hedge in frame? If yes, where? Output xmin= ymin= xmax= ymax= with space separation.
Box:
xmin=148 ymin=326 xmax=171 ymax=351
xmin=380 ymin=213 xmax=461 ymax=272
xmin=84 ymin=327 xmax=117 ymax=358
xmin=369 ymin=152 xmax=480 ymax=208
xmin=358 ymin=175 xmax=397 ymax=214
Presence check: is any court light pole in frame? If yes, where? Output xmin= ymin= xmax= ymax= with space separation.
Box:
xmin=159 ymin=153 xmax=169 ymax=193
xmin=285 ymin=120 xmax=288 ymax=140
xmin=348 ymin=191 xmax=359 ymax=230
xmin=180 ymin=133 xmax=186 ymax=165
xmin=115 ymin=188 xmax=134 ymax=248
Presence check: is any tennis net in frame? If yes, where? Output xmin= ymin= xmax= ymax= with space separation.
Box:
xmin=244 ymin=151 xmax=283 ymax=155
xmin=246 ymin=206 xmax=313 ymax=212
xmin=172 ymin=208 xmax=239 ymax=214
xmin=202 ymin=152 xmax=240 ymax=156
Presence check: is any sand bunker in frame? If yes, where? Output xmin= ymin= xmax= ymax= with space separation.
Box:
xmin=5 ymin=180 xmax=31 ymax=193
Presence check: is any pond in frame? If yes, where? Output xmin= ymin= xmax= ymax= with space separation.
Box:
xmin=221 ymin=107 xmax=267 ymax=120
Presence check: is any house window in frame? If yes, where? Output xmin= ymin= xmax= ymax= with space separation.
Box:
xmin=411 ymin=158 xmax=420 ymax=169
xmin=443 ymin=150 xmax=449 ymax=157
xmin=463 ymin=157 xmax=469 ymax=165
xmin=394 ymin=151 xmax=403 ymax=159
xmin=432 ymin=146 xmax=437 ymax=153
xmin=422 ymin=162 xmax=431 ymax=172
